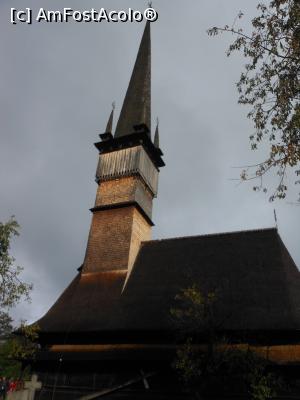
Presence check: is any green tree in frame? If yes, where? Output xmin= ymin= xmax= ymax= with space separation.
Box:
xmin=0 ymin=339 xmax=22 ymax=378
xmin=0 ymin=312 xmax=13 ymax=340
xmin=208 ymin=0 xmax=300 ymax=201
xmin=0 ymin=216 xmax=32 ymax=337
xmin=0 ymin=323 xmax=39 ymax=378
xmin=0 ymin=217 xmax=34 ymax=377
xmin=171 ymin=285 xmax=279 ymax=399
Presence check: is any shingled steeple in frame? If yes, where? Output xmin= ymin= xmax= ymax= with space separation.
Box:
xmin=84 ymin=21 xmax=164 ymax=275
xmin=115 ymin=21 xmax=151 ymax=137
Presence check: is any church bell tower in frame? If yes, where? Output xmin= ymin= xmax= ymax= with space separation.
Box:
xmin=83 ymin=21 xmax=164 ymax=275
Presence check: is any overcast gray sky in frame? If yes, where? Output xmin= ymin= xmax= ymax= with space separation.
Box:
xmin=1 ymin=0 xmax=299 ymax=325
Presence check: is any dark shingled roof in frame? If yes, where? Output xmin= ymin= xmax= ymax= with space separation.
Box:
xmin=37 ymin=228 xmax=300 ymax=342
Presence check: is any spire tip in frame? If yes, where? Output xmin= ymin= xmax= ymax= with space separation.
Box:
xmin=115 ymin=15 xmax=151 ymax=137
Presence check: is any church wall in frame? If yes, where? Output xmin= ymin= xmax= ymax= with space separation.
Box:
xmin=83 ymin=165 xmax=154 ymax=274
xmin=82 ymin=204 xmax=151 ymax=274
xmin=127 ymin=207 xmax=151 ymax=277
xmin=33 ymin=367 xmax=194 ymax=400
xmin=95 ymin=176 xmax=136 ymax=206
xmin=95 ymin=176 xmax=153 ymax=218
xmin=96 ymin=145 xmax=159 ymax=196
xmin=83 ymin=206 xmax=135 ymax=273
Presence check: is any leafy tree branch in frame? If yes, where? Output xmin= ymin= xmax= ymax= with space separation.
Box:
xmin=0 ymin=216 xmax=33 ymax=350
xmin=171 ymin=285 xmax=280 ymax=399
xmin=208 ymin=0 xmax=300 ymax=201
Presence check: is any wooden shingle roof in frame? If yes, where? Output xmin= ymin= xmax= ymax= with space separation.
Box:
xmin=37 ymin=228 xmax=300 ymax=343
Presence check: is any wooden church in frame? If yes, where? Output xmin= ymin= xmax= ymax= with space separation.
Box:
xmin=30 ymin=21 xmax=300 ymax=399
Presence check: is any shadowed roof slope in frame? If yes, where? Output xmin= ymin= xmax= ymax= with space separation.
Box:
xmin=37 ymin=228 xmax=300 ymax=340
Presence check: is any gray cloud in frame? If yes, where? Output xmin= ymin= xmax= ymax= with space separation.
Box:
xmin=1 ymin=0 xmax=299 ymax=324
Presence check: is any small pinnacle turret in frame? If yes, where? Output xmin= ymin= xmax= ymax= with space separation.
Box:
xmin=154 ymin=118 xmax=159 ymax=148
xmin=105 ymin=102 xmax=115 ymax=133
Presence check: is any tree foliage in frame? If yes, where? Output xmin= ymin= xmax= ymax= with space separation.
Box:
xmin=0 ymin=217 xmax=35 ymax=378
xmin=0 ymin=323 xmax=39 ymax=379
xmin=9 ymin=323 xmax=40 ymax=362
xmin=208 ymin=0 xmax=300 ymax=201
xmin=0 ymin=217 xmax=32 ymax=338
xmin=171 ymin=284 xmax=219 ymax=336
xmin=174 ymin=340 xmax=277 ymax=400
xmin=171 ymin=285 xmax=279 ymax=400
xmin=0 ymin=339 xmax=23 ymax=378
xmin=0 ymin=312 xmax=13 ymax=341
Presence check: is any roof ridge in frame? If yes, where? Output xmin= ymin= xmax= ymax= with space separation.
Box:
xmin=143 ymin=227 xmax=278 ymax=245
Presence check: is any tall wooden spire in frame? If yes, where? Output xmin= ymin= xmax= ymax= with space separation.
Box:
xmin=83 ymin=21 xmax=163 ymax=275
xmin=115 ymin=21 xmax=151 ymax=138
